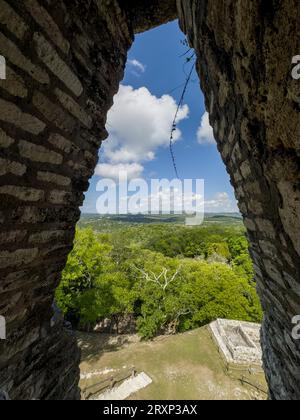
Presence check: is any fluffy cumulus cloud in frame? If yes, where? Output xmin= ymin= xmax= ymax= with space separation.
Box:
xmin=197 ymin=112 xmax=215 ymax=145
xmin=94 ymin=163 xmax=144 ymax=182
xmin=204 ymin=192 xmax=238 ymax=213
xmin=95 ymin=85 xmax=189 ymax=181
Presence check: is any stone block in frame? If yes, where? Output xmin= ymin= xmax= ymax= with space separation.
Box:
xmin=244 ymin=217 xmax=256 ymax=232
xmin=0 ymin=128 xmax=14 ymax=148
xmin=0 ymin=158 xmax=26 ymax=177
xmin=0 ymin=65 xmax=28 ymax=98
xmin=33 ymin=91 xmax=76 ymax=132
xmin=19 ymin=140 xmax=63 ymax=164
xmin=0 ymin=32 xmax=49 ymax=84
xmin=0 ymin=185 xmax=44 ymax=202
xmin=278 ymin=181 xmax=300 ymax=257
xmin=29 ymin=230 xmax=67 ymax=244
xmin=47 ymin=133 xmax=73 ymax=153
xmin=0 ymin=0 xmax=28 ymax=39
xmin=24 ymin=0 xmax=70 ymax=54
xmin=34 ymin=32 xmax=83 ymax=97
xmin=0 ymin=230 xmax=27 ymax=244
xmin=256 ymin=218 xmax=276 ymax=239
xmin=48 ymin=190 xmax=71 ymax=205
xmin=0 ymin=248 xmax=38 ymax=269
xmin=240 ymin=160 xmax=252 ymax=179
xmin=55 ymin=88 xmax=92 ymax=128
xmin=37 ymin=171 xmax=71 ymax=187
xmin=0 ymin=99 xmax=46 ymax=135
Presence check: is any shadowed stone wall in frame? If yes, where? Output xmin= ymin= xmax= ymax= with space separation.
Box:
xmin=177 ymin=0 xmax=300 ymax=400
xmin=0 ymin=0 xmax=299 ymax=400
xmin=0 ymin=0 xmax=133 ymax=399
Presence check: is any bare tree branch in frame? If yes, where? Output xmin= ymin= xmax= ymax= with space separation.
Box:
xmin=133 ymin=265 xmax=181 ymax=291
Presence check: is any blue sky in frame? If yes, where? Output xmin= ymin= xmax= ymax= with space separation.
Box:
xmin=82 ymin=21 xmax=238 ymax=214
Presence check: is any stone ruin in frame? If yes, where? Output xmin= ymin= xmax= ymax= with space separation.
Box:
xmin=0 ymin=0 xmax=299 ymax=400
xmin=209 ymin=319 xmax=262 ymax=367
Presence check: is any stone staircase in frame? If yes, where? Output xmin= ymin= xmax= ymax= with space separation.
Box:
xmin=94 ymin=372 xmax=152 ymax=400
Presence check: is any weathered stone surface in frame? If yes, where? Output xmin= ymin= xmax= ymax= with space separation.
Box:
xmin=33 ymin=91 xmax=76 ymax=133
xmin=0 ymin=0 xmax=132 ymax=399
xmin=178 ymin=0 xmax=300 ymax=400
xmin=0 ymin=66 xmax=28 ymax=98
xmin=0 ymin=0 xmax=28 ymax=39
xmin=29 ymin=230 xmax=68 ymax=244
xmin=0 ymin=248 xmax=38 ymax=269
xmin=210 ymin=319 xmax=263 ymax=367
xmin=243 ymin=217 xmax=256 ymax=232
xmin=0 ymin=230 xmax=27 ymax=245
xmin=37 ymin=171 xmax=71 ymax=187
xmin=255 ymin=219 xmax=276 ymax=240
xmin=0 ymin=185 xmax=44 ymax=202
xmin=34 ymin=32 xmax=83 ymax=97
xmin=48 ymin=190 xmax=71 ymax=205
xmin=47 ymin=133 xmax=73 ymax=153
xmin=24 ymin=0 xmax=70 ymax=54
xmin=0 ymin=99 xmax=46 ymax=134
xmin=55 ymin=88 xmax=92 ymax=128
xmin=19 ymin=140 xmax=63 ymax=165
xmin=122 ymin=0 xmax=177 ymax=33
xmin=0 ymin=158 xmax=26 ymax=177
xmin=278 ymin=181 xmax=300 ymax=257
xmin=0 ymin=0 xmax=299 ymax=402
xmin=0 ymin=128 xmax=14 ymax=148
xmin=0 ymin=33 xmax=49 ymax=84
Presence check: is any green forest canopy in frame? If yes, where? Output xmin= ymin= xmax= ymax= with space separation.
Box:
xmin=56 ymin=220 xmax=262 ymax=339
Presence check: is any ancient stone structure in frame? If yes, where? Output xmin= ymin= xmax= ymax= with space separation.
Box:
xmin=0 ymin=0 xmax=132 ymax=400
xmin=209 ymin=319 xmax=262 ymax=367
xmin=177 ymin=1 xmax=300 ymax=399
xmin=0 ymin=0 xmax=299 ymax=400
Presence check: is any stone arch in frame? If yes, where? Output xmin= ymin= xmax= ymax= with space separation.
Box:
xmin=0 ymin=0 xmax=299 ymax=400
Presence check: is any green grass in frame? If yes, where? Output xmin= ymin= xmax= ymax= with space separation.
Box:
xmin=78 ymin=327 xmax=267 ymax=400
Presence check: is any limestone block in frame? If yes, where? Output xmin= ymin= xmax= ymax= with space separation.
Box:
xmin=34 ymin=32 xmax=83 ymax=97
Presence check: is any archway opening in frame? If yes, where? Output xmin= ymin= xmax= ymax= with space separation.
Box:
xmin=1 ymin=0 xmax=298 ymax=401
xmin=55 ymin=21 xmax=266 ymax=400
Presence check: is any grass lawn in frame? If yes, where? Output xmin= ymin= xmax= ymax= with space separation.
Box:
xmin=78 ymin=327 xmax=267 ymax=400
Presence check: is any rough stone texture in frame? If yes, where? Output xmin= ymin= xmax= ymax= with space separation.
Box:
xmin=120 ymin=0 xmax=178 ymax=33
xmin=0 ymin=0 xmax=299 ymax=401
xmin=209 ymin=319 xmax=262 ymax=367
xmin=0 ymin=0 xmax=132 ymax=400
xmin=177 ymin=0 xmax=300 ymax=400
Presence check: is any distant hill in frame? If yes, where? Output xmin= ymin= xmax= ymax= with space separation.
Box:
xmin=80 ymin=213 xmax=242 ymax=226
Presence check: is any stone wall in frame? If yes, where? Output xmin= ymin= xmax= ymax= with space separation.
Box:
xmin=177 ymin=0 xmax=300 ymax=400
xmin=120 ymin=0 xmax=177 ymax=33
xmin=0 ymin=0 xmax=133 ymax=399
xmin=0 ymin=0 xmax=300 ymax=400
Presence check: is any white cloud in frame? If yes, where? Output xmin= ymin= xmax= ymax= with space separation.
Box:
xmin=95 ymin=162 xmax=144 ymax=182
xmin=128 ymin=59 xmax=146 ymax=76
xmin=197 ymin=112 xmax=215 ymax=145
xmin=204 ymin=192 xmax=238 ymax=213
xmin=103 ymin=85 xmax=189 ymax=167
